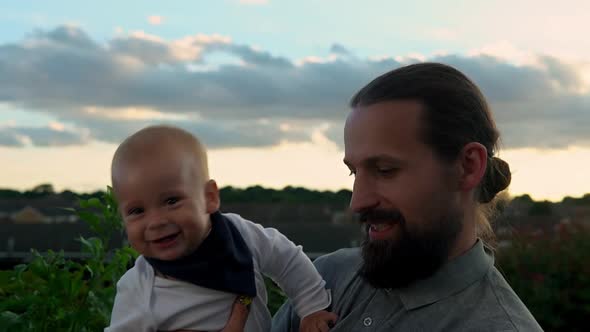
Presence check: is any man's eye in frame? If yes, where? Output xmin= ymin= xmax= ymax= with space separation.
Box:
xmin=376 ymin=167 xmax=396 ymax=176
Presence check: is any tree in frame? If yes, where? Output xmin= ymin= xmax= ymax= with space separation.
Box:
xmin=513 ymin=194 xmax=533 ymax=204
xmin=528 ymin=200 xmax=553 ymax=216
xmin=0 ymin=189 xmax=20 ymax=199
xmin=31 ymin=183 xmax=55 ymax=195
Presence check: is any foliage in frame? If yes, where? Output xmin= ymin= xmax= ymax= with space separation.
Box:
xmin=528 ymin=200 xmax=554 ymax=216
xmin=0 ymin=187 xmax=291 ymax=330
xmin=220 ymin=185 xmax=351 ymax=205
xmin=497 ymin=224 xmax=590 ymax=332
xmin=265 ymin=278 xmax=287 ymax=316
xmin=31 ymin=184 xmax=55 ymax=195
xmin=1 ymin=184 xmax=590 ymax=331
xmin=0 ymin=184 xmax=353 ymax=206
xmin=0 ymin=187 xmax=136 ymax=331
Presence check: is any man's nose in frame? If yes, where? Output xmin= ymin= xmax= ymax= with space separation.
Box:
xmin=349 ymin=174 xmax=379 ymax=213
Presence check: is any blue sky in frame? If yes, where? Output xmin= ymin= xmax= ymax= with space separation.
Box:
xmin=1 ymin=0 xmax=590 ymax=200
xmin=5 ymin=0 xmax=586 ymax=61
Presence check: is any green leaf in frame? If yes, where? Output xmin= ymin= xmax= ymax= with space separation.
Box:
xmin=77 ymin=211 xmax=101 ymax=229
xmin=85 ymin=265 xmax=94 ymax=279
xmin=78 ymin=198 xmax=89 ymax=209
xmin=86 ymin=197 xmax=103 ymax=209
xmin=0 ymin=311 xmax=21 ymax=328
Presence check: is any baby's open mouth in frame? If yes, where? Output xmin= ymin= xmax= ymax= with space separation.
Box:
xmin=152 ymin=232 xmax=180 ymax=243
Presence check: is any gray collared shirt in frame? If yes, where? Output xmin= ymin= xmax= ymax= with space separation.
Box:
xmin=272 ymin=240 xmax=543 ymax=331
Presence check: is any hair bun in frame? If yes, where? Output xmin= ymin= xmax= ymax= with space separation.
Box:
xmin=479 ymin=157 xmax=512 ymax=203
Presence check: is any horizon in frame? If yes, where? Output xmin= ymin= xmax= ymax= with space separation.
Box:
xmin=1 ymin=182 xmax=588 ymax=204
xmin=1 ymin=1 xmax=589 ymax=202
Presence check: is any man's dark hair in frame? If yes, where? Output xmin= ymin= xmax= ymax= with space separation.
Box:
xmin=350 ymin=62 xmax=511 ymax=242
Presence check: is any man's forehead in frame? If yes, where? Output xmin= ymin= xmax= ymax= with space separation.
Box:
xmin=346 ymin=100 xmax=423 ymax=135
xmin=343 ymin=100 xmax=429 ymax=167
xmin=346 ymin=100 xmax=424 ymax=125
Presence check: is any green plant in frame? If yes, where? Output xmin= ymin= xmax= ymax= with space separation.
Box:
xmin=265 ymin=277 xmax=287 ymax=316
xmin=497 ymin=224 xmax=590 ymax=332
xmin=0 ymin=187 xmax=137 ymax=331
xmin=0 ymin=186 xmax=292 ymax=331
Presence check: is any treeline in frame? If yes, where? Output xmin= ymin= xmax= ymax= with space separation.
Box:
xmin=0 ymin=184 xmax=102 ymax=201
xmin=0 ymin=183 xmax=352 ymax=206
xmin=510 ymin=193 xmax=590 ymax=217
xmin=2 ymin=184 xmax=590 ymax=212
xmin=219 ymin=185 xmax=352 ymax=205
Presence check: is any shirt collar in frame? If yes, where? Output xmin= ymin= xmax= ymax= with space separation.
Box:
xmin=397 ymin=239 xmax=494 ymax=310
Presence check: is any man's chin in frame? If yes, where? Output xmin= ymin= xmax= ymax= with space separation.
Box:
xmin=359 ymin=235 xmax=451 ymax=289
xmin=358 ymin=207 xmax=463 ymax=289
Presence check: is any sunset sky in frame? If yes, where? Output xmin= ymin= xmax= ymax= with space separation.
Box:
xmin=1 ymin=0 xmax=589 ymax=202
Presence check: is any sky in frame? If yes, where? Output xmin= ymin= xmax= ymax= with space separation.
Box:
xmin=1 ymin=0 xmax=589 ymax=202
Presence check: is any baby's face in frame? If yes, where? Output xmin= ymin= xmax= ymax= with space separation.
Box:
xmin=113 ymin=152 xmax=217 ymax=260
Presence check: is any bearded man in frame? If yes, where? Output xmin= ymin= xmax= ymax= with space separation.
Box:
xmin=272 ymin=63 xmax=542 ymax=332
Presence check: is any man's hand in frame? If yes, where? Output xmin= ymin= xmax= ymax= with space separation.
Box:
xmin=300 ymin=310 xmax=338 ymax=332
xmin=220 ymin=296 xmax=251 ymax=332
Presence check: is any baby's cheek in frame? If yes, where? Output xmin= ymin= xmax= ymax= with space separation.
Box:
xmin=126 ymin=236 xmax=145 ymax=254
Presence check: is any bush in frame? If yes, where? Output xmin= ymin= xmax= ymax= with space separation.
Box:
xmin=265 ymin=278 xmax=287 ymax=316
xmin=0 ymin=187 xmax=136 ymax=331
xmin=3 ymin=187 xmax=587 ymax=331
xmin=0 ymin=187 xmax=290 ymax=331
xmin=497 ymin=224 xmax=590 ymax=332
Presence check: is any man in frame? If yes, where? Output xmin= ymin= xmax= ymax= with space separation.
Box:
xmin=271 ymin=63 xmax=542 ymax=331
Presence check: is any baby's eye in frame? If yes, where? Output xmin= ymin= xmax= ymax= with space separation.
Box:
xmin=166 ymin=197 xmax=180 ymax=205
xmin=127 ymin=207 xmax=144 ymax=216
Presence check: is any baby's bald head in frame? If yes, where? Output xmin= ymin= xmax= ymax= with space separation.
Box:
xmin=111 ymin=125 xmax=210 ymax=192
xmin=112 ymin=125 xmax=220 ymax=260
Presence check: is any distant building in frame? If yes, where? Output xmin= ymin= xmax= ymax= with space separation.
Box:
xmin=11 ymin=206 xmax=47 ymax=224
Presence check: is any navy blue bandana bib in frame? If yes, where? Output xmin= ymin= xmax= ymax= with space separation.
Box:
xmin=145 ymin=211 xmax=257 ymax=297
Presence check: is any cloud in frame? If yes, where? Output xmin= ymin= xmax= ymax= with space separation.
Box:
xmin=1 ymin=25 xmax=589 ymax=150
xmin=54 ymin=113 xmax=312 ymax=149
xmin=147 ymin=16 xmax=164 ymax=25
xmin=82 ymin=106 xmax=190 ymax=121
xmin=0 ymin=125 xmax=89 ymax=147
xmin=330 ymin=43 xmax=351 ymax=56
xmin=468 ymin=41 xmax=537 ymax=66
xmin=0 ymin=129 xmax=25 ymax=147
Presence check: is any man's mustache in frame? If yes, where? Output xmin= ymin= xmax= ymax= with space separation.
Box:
xmin=358 ymin=209 xmax=405 ymax=224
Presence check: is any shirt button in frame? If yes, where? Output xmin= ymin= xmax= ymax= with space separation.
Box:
xmin=363 ymin=317 xmax=373 ymax=327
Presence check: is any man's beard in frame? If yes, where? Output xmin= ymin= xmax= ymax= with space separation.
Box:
xmin=359 ymin=208 xmax=463 ymax=289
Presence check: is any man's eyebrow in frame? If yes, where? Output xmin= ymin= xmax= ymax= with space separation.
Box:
xmin=365 ymin=155 xmax=405 ymax=166
xmin=344 ymin=155 xmax=406 ymax=167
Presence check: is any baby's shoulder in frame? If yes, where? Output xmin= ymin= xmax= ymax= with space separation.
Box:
xmin=221 ymin=212 xmax=267 ymax=240
xmin=116 ymin=255 xmax=154 ymax=291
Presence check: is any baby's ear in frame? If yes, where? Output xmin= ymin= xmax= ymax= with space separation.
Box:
xmin=204 ymin=179 xmax=220 ymax=213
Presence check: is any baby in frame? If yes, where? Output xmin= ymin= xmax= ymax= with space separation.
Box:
xmin=105 ymin=125 xmax=336 ymax=332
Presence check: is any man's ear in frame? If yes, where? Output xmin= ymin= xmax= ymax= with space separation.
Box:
xmin=457 ymin=142 xmax=488 ymax=192
xmin=204 ymin=179 xmax=220 ymax=213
